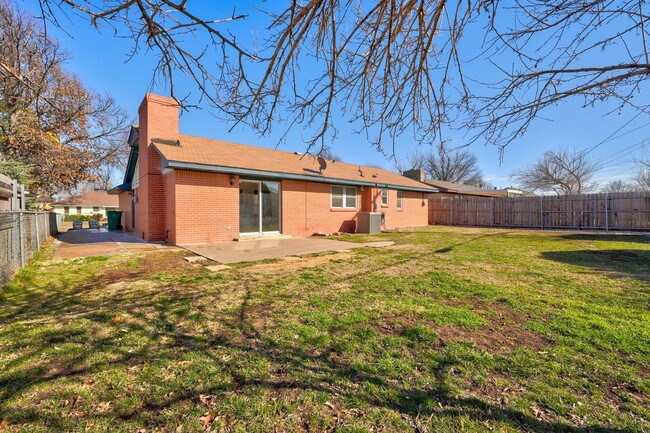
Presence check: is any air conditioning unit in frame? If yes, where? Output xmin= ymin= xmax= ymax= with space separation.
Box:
xmin=357 ymin=212 xmax=382 ymax=234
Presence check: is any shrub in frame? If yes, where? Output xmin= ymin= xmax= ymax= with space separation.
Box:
xmin=64 ymin=213 xmax=103 ymax=222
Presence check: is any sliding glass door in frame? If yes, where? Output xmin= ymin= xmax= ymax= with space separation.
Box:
xmin=239 ymin=180 xmax=281 ymax=235
xmin=239 ymin=181 xmax=260 ymax=234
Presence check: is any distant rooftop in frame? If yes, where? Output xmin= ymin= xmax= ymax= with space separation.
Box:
xmin=52 ymin=190 xmax=119 ymax=207
xmin=423 ymin=179 xmax=535 ymax=197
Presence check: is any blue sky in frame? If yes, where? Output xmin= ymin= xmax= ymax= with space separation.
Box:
xmin=20 ymin=1 xmax=650 ymax=189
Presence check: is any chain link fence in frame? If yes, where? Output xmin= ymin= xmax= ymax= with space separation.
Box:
xmin=0 ymin=211 xmax=63 ymax=286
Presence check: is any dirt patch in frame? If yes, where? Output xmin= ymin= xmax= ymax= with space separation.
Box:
xmin=374 ymin=302 xmax=552 ymax=354
xmin=244 ymin=251 xmax=354 ymax=275
xmin=601 ymin=379 xmax=648 ymax=415
xmin=436 ymin=321 xmax=550 ymax=354
xmin=446 ymin=299 xmax=552 ymax=353
xmin=239 ymin=303 xmax=274 ymax=337
xmin=79 ymin=252 xmax=198 ymax=290
xmin=137 ymin=252 xmax=198 ymax=275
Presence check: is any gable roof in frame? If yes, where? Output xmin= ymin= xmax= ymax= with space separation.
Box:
xmin=52 ymin=190 xmax=119 ymax=207
xmin=151 ymin=134 xmax=436 ymax=192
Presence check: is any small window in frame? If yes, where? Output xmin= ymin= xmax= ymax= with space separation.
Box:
xmin=76 ymin=206 xmax=82 ymax=214
xmin=64 ymin=206 xmax=69 ymax=214
xmin=331 ymin=186 xmax=357 ymax=209
xmin=92 ymin=206 xmax=100 ymax=213
xmin=397 ymin=191 xmax=403 ymax=209
xmin=381 ymin=188 xmax=389 ymax=206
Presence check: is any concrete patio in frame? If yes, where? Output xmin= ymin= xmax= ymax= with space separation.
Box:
xmin=54 ymin=229 xmax=393 ymax=263
xmin=54 ymin=229 xmax=177 ymax=259
xmin=181 ymin=237 xmax=394 ymax=264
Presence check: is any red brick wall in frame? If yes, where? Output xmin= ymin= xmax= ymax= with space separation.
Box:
xmin=135 ymin=93 xmax=180 ymax=241
xmin=277 ymin=181 xmax=430 ymax=236
xmin=281 ymin=180 xmax=360 ymax=235
xmin=117 ymin=192 xmax=132 ymax=230
xmin=163 ymin=170 xmax=176 ymax=244
xmin=173 ymin=170 xmax=239 ymax=244
xmin=374 ymin=188 xmax=429 ymax=230
xmin=158 ymin=174 xmax=427 ymax=243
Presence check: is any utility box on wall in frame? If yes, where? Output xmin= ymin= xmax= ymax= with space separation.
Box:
xmin=357 ymin=212 xmax=382 ymax=234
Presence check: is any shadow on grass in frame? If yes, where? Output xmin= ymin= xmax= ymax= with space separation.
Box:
xmin=0 ymin=260 xmax=637 ymax=432
xmin=542 ymin=249 xmax=650 ymax=282
xmin=433 ymin=232 xmax=513 ymax=254
xmin=558 ymin=233 xmax=650 ymax=244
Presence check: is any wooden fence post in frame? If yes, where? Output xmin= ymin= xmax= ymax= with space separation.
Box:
xmin=450 ymin=198 xmax=454 ymax=225
xmin=18 ymin=183 xmax=25 ymax=267
xmin=605 ymin=193 xmax=609 ymax=231
xmin=12 ymin=179 xmax=18 ymax=210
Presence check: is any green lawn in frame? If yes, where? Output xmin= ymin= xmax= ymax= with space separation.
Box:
xmin=1 ymin=227 xmax=648 ymax=432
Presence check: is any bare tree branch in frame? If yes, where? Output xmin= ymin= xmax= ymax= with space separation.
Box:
xmin=33 ymin=1 xmax=650 ymax=155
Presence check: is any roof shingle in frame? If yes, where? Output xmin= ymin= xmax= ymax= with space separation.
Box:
xmin=152 ymin=134 xmax=436 ymax=191
xmin=52 ymin=190 xmax=119 ymax=206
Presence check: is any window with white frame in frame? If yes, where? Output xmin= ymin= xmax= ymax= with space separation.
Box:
xmin=381 ymin=188 xmax=389 ymax=206
xmin=397 ymin=190 xmax=403 ymax=209
xmin=331 ymin=186 xmax=357 ymax=209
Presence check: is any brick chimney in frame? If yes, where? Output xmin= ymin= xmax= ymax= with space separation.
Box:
xmin=135 ymin=93 xmax=180 ymax=241
xmin=403 ymin=168 xmax=425 ymax=183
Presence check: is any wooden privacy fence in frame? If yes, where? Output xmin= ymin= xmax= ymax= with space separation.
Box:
xmin=429 ymin=192 xmax=650 ymax=231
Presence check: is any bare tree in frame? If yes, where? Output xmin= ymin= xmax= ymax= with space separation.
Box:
xmin=513 ymin=149 xmax=600 ymax=195
xmin=318 ymin=147 xmax=342 ymax=162
xmin=602 ymin=179 xmax=638 ymax=193
xmin=364 ymin=162 xmax=386 ymax=170
xmin=0 ymin=1 xmax=129 ymax=198
xmin=405 ymin=144 xmax=485 ymax=186
xmin=635 ymin=160 xmax=650 ymax=190
xmin=34 ymin=1 xmax=650 ymax=154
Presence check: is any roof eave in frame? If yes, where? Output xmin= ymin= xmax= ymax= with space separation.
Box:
xmin=108 ymin=183 xmax=132 ymax=194
xmin=163 ymin=160 xmax=438 ymax=193
xmin=127 ymin=125 xmax=139 ymax=147
xmin=123 ymin=146 xmax=139 ymax=184
xmin=52 ymin=203 xmax=119 ymax=206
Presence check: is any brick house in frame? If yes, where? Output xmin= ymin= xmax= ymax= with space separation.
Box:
xmin=52 ymin=190 xmax=119 ymax=218
xmin=112 ymin=93 xmax=436 ymax=244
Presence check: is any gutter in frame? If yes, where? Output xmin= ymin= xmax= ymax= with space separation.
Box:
xmin=163 ymin=159 xmax=438 ymax=193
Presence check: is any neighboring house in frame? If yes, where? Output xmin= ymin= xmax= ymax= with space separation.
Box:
xmin=52 ymin=190 xmax=119 ymax=218
xmin=424 ymin=179 xmax=534 ymax=198
xmin=402 ymin=170 xmax=534 ymax=198
xmin=111 ymin=93 xmax=436 ymax=244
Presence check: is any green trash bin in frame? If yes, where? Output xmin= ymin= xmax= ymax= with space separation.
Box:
xmin=106 ymin=210 xmax=123 ymax=231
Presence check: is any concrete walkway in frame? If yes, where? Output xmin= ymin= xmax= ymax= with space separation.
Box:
xmin=181 ymin=237 xmax=394 ymax=264
xmin=54 ymin=229 xmax=177 ymax=259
